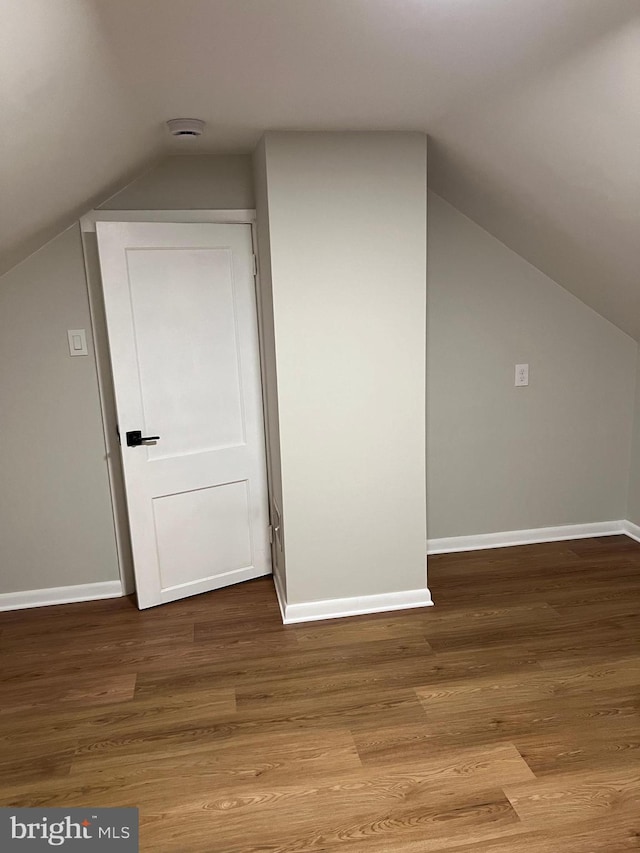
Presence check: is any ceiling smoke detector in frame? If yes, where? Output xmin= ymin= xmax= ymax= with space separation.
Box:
xmin=166 ymin=118 xmax=206 ymax=138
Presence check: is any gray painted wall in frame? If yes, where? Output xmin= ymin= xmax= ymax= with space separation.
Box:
xmin=0 ymin=155 xmax=256 ymax=597
xmin=2 ymin=154 xmax=638 ymax=602
xmin=427 ymin=192 xmax=637 ymax=539
xmin=100 ymin=154 xmax=255 ymax=210
xmin=0 ymin=225 xmax=119 ymax=593
xmin=262 ymin=132 xmax=429 ymax=604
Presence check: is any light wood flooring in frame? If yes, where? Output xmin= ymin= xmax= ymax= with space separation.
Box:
xmin=1 ymin=535 xmax=639 ymax=851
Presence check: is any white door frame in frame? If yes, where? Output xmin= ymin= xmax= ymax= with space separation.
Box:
xmin=80 ymin=209 xmax=270 ymax=596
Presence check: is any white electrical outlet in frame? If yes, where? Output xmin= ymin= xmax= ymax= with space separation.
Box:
xmin=515 ymin=363 xmax=529 ymax=386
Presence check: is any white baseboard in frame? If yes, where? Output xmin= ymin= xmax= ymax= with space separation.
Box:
xmin=427 ymin=520 xmax=626 ymax=555
xmin=622 ymin=520 xmax=640 ymax=544
xmin=0 ymin=580 xmax=124 ymax=612
xmin=273 ymin=581 xmax=433 ymax=625
xmin=4 ymin=519 xmax=638 ymax=617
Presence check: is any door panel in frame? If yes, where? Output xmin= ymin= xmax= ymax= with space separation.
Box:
xmin=96 ymin=221 xmax=270 ymax=608
xmin=153 ymin=481 xmax=252 ymax=590
xmin=127 ymin=247 xmax=245 ymax=460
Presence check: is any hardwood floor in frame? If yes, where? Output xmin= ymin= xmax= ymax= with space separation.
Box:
xmin=1 ymin=535 xmax=639 ymax=851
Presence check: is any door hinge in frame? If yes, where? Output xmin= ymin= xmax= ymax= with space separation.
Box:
xmin=252 ymin=254 xmax=258 ymax=277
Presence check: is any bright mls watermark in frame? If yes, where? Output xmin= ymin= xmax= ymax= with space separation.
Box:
xmin=0 ymin=809 xmax=138 ymax=850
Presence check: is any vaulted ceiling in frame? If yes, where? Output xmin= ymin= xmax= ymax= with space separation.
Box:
xmin=2 ymin=0 xmax=639 ymax=336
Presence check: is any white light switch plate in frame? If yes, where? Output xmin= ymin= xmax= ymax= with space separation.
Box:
xmin=68 ymin=329 xmax=88 ymax=356
xmin=515 ymin=363 xmax=529 ymax=386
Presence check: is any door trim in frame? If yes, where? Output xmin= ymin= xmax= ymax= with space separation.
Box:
xmin=80 ymin=210 xmax=256 ymax=232
xmin=81 ymin=210 xmax=261 ymax=597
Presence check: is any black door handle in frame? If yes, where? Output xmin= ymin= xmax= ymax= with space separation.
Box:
xmin=126 ymin=430 xmax=160 ymax=447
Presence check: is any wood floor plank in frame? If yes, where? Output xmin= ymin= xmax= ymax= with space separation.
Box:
xmin=1 ymin=729 xmax=362 ymax=809
xmin=410 ymin=689 xmax=640 ymax=755
xmin=135 ymin=635 xmax=434 ymax=692
xmin=0 ymin=739 xmax=78 ymax=786
xmin=416 ymin=656 xmax=640 ymax=714
xmin=0 ymin=689 xmax=237 ymax=750
xmin=290 ymin=614 xmax=432 ymax=648
xmin=0 ymin=541 xmax=638 ymax=851
xmin=424 ymin=812 xmax=640 ymax=852
xmin=504 ymin=765 xmax=640 ymax=828
xmin=351 ymin=734 xmax=534 ymax=782
xmin=138 ymin=774 xmax=520 ymax=853
xmin=513 ymin=717 xmax=640 ymax=776
xmin=0 ymin=671 xmax=137 ymax=714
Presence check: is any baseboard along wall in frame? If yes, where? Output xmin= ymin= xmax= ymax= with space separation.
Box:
xmin=2 ymin=520 xmax=639 ymax=616
xmin=273 ymin=572 xmax=433 ymax=625
xmin=0 ymin=580 xmax=123 ymax=612
xmin=427 ymin=520 xmax=631 ymax=555
xmin=622 ymin=520 xmax=640 ymax=544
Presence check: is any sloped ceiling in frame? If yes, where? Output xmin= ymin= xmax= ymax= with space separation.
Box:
xmin=0 ymin=0 xmax=161 ymax=274
xmin=2 ymin=1 xmax=638 ymax=336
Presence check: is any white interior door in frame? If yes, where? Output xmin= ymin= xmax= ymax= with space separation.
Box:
xmin=96 ymin=221 xmax=271 ymax=608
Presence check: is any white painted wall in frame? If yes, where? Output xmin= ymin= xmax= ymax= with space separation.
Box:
xmin=427 ymin=192 xmax=637 ymax=539
xmin=0 ymin=225 xmax=119 ymax=594
xmin=261 ymin=132 xmax=429 ymax=606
